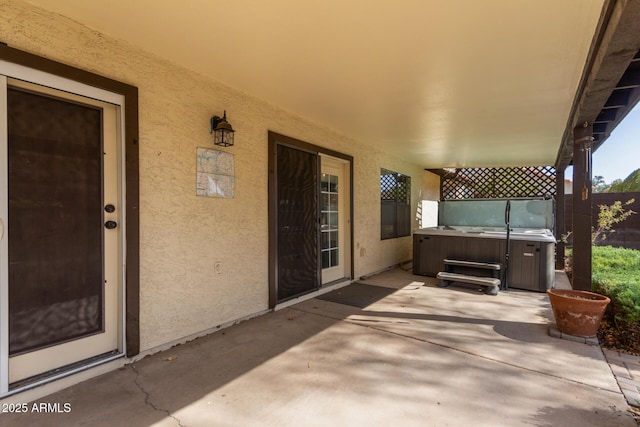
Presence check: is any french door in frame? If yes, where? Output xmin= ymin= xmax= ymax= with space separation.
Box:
xmin=269 ymin=133 xmax=352 ymax=307
xmin=0 ymin=70 xmax=124 ymax=390
xmin=320 ymin=155 xmax=348 ymax=284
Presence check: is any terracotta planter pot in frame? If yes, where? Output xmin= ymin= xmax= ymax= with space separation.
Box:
xmin=547 ymin=289 xmax=610 ymax=337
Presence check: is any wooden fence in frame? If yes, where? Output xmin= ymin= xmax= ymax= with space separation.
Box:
xmin=563 ymin=192 xmax=640 ymax=250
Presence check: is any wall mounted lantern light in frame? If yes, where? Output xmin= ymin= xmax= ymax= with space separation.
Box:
xmin=210 ymin=110 xmax=235 ymax=147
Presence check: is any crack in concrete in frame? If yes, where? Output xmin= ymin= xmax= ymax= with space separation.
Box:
xmin=131 ymin=364 xmax=186 ymax=427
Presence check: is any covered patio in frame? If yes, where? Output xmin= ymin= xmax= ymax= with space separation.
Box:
xmin=1 ymin=0 xmax=640 ymax=423
xmin=0 ymin=269 xmax=636 ymax=426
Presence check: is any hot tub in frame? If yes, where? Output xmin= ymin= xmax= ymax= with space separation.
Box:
xmin=416 ymin=225 xmax=555 ymax=239
xmin=413 ymin=226 xmax=556 ymax=292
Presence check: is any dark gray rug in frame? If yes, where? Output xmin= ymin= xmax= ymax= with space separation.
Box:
xmin=316 ymin=283 xmax=397 ymax=308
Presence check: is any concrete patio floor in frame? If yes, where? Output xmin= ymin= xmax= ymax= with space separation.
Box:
xmin=0 ymin=268 xmax=637 ymax=426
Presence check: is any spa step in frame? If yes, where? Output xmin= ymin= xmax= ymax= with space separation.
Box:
xmin=436 ymin=271 xmax=501 ymax=295
xmin=443 ymin=259 xmax=501 ymax=271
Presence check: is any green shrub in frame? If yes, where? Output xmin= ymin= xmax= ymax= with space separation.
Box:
xmin=592 ymin=246 xmax=640 ymax=322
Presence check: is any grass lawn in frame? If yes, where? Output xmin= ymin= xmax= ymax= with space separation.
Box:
xmin=592 ymin=246 xmax=640 ymax=354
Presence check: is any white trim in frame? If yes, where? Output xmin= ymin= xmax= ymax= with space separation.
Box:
xmin=0 ymin=354 xmax=125 ymax=404
xmin=0 ymin=75 xmax=8 ymax=395
xmin=119 ymin=104 xmax=127 ymax=356
xmin=0 ymin=60 xmax=123 ymax=106
xmin=128 ymin=309 xmax=271 ymax=363
xmin=359 ymin=263 xmax=406 ymax=280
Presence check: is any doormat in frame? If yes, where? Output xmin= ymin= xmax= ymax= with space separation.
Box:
xmin=316 ymin=283 xmax=397 ymax=308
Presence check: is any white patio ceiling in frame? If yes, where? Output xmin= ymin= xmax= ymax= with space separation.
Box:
xmin=25 ymin=0 xmax=605 ymax=168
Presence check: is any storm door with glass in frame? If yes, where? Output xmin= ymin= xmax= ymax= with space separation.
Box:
xmin=0 ymin=73 xmax=123 ymax=389
xmin=275 ymin=144 xmax=319 ymax=301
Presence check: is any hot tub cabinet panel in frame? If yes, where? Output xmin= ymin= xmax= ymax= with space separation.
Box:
xmin=507 ymin=240 xmax=555 ymax=292
xmin=414 ymin=235 xmax=455 ymax=277
xmin=413 ymin=228 xmax=555 ymax=292
xmin=414 ymin=234 xmax=505 ymax=277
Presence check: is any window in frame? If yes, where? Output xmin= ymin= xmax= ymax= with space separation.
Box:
xmin=380 ymin=169 xmax=411 ymax=239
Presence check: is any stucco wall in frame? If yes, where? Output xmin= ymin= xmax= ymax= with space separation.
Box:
xmin=1 ymin=0 xmax=439 ymax=352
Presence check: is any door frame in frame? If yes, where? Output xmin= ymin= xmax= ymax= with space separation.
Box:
xmin=0 ymin=45 xmax=139 ymax=395
xmin=268 ymin=132 xmax=353 ymax=309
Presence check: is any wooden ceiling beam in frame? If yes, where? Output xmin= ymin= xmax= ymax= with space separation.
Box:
xmin=594 ymin=108 xmax=618 ymax=122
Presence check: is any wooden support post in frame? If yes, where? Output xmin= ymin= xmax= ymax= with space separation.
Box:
xmin=555 ymin=168 xmax=566 ymax=270
xmin=572 ymin=125 xmax=593 ymax=291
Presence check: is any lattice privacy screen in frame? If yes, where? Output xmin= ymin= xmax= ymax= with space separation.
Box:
xmin=381 ymin=168 xmax=411 ymax=239
xmin=440 ymin=166 xmax=557 ymax=200
xmin=381 ymin=169 xmax=410 ymax=203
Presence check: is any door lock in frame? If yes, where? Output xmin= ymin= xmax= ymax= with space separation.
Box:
xmin=104 ymin=220 xmax=118 ymax=229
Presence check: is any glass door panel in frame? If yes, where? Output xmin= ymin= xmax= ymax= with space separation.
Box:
xmin=7 ymin=87 xmax=103 ymax=356
xmin=321 ymin=157 xmax=345 ymax=284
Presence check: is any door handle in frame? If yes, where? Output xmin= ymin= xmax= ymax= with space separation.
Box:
xmin=105 ymin=220 xmax=118 ymax=229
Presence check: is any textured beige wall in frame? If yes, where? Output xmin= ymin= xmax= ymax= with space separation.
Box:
xmin=421 ymin=171 xmax=441 ymax=201
xmin=1 ymin=0 xmax=439 ymax=352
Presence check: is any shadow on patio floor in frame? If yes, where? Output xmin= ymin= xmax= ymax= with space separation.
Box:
xmin=0 ymin=268 xmax=635 ymax=427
